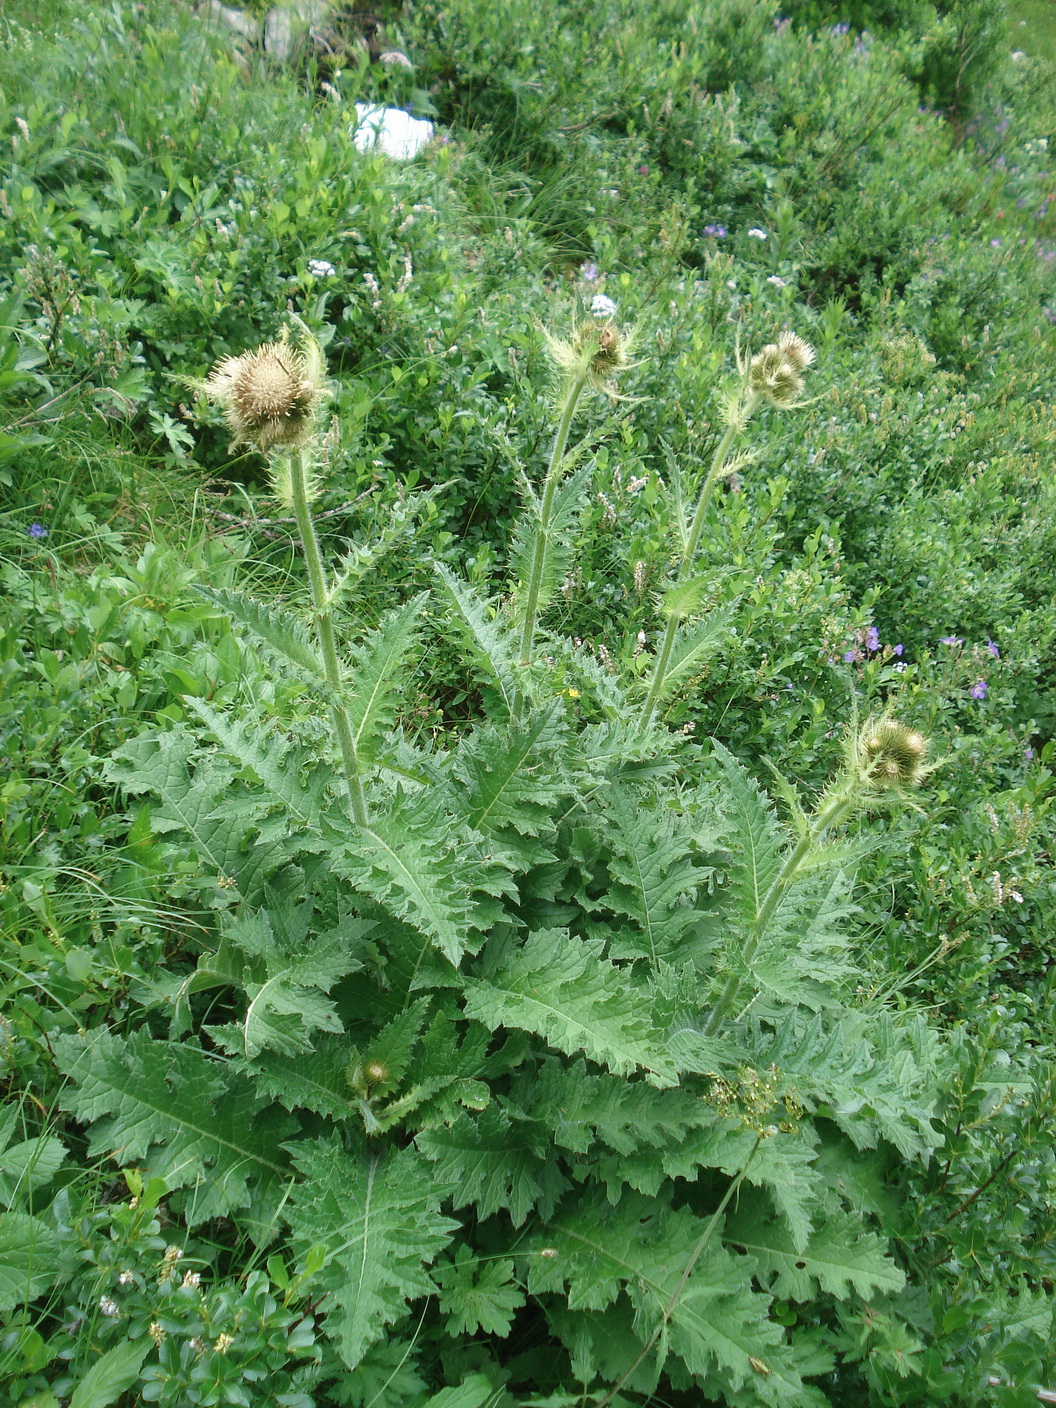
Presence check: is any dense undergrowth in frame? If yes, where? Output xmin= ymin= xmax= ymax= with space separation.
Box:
xmin=1 ymin=0 xmax=1054 ymax=1404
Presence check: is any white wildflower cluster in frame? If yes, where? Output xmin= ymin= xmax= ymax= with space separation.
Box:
xmin=590 ymin=293 xmax=618 ymax=319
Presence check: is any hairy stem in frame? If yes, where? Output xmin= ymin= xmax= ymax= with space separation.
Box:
xmin=289 ymin=447 xmax=370 ymax=827
xmin=639 ymin=395 xmax=759 ymax=731
xmin=516 ymin=358 xmax=593 ymax=681
xmin=704 ymin=783 xmax=858 ymax=1036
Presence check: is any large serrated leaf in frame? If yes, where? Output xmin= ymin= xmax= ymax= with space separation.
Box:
xmin=447 ymin=706 xmax=569 ymax=860
xmin=346 ymin=594 xmax=427 ymax=763
xmin=463 ymin=930 xmax=677 ymax=1085
xmin=194 ymin=585 xmax=325 ymax=682
xmin=417 ymin=1105 xmax=566 ymax=1226
xmin=104 ymin=727 xmax=282 ymax=900
xmin=601 ymin=786 xmax=707 ymax=963
xmin=53 ymin=1029 xmax=289 ymax=1224
xmin=434 ymin=565 xmax=520 ymax=717
xmin=528 ymin=1191 xmax=819 ymax=1406
xmin=185 ymin=698 xmax=330 ymax=830
xmin=724 ymin=1202 xmax=905 ymax=1301
xmin=709 ymin=739 xmax=784 ymax=932
xmin=286 ymin=1135 xmax=457 ymax=1370
xmin=336 ymin=796 xmax=514 ymax=966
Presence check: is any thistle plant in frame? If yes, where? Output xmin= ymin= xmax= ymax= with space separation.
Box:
xmin=704 ymin=714 xmax=932 ymax=1035
xmin=199 ymin=323 xmax=371 ymax=826
xmin=639 ymin=330 xmax=816 ymax=729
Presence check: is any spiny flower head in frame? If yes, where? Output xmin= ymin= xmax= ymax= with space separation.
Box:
xmin=744 ymin=330 xmax=816 ymax=408
xmin=545 ymin=315 xmax=634 ymax=396
xmin=777 ymin=330 xmax=815 ymax=372
xmin=200 ymin=325 xmax=328 ymax=453
xmin=855 ymin=718 xmax=930 ymax=792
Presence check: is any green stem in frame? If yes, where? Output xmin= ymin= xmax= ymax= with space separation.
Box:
xmin=703 ymin=784 xmax=857 ymax=1036
xmin=517 ymin=358 xmax=593 ymax=678
xmin=639 ymin=397 xmax=757 ymax=731
xmin=592 ymin=1133 xmax=762 ymax=1408
xmin=289 ymin=447 xmax=370 ymax=828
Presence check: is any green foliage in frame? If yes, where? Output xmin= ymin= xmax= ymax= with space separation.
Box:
xmin=1 ymin=0 xmax=1055 ymax=1404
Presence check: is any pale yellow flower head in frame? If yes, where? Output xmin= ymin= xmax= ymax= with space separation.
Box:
xmin=545 ymin=317 xmax=635 ymax=397
xmin=200 ymin=326 xmax=328 ymax=453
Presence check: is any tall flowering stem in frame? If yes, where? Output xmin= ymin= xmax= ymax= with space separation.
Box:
xmin=704 ymin=718 xmax=930 ymax=1036
xmin=640 ymin=332 xmax=815 ymax=731
xmin=288 ymin=447 xmax=371 ymax=828
xmin=517 ymin=354 xmax=593 ymax=677
xmin=515 ymin=313 xmax=632 ymax=711
xmin=199 ymin=327 xmax=370 ymax=827
xmin=639 ymin=396 xmax=757 ymax=731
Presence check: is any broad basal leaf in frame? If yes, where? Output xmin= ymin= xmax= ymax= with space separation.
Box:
xmin=205 ymin=903 xmax=366 ymax=1059
xmin=286 ymin=1135 xmax=457 ymax=1369
xmin=528 ymin=1190 xmax=823 ymax=1406
xmin=335 ymin=793 xmax=515 ymax=966
xmin=600 ymin=786 xmax=709 ymax=963
xmin=416 ymin=1104 xmax=567 ymax=1226
xmin=723 ymin=1202 xmax=905 ymax=1301
xmin=104 ymin=727 xmax=283 ymax=901
xmin=445 ymin=705 xmax=570 ymax=866
xmin=185 ymin=698 xmax=331 ymax=832
xmin=53 ymin=1029 xmax=289 ymax=1224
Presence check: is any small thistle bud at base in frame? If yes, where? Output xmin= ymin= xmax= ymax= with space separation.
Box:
xmin=364 ymin=1060 xmax=388 ymax=1085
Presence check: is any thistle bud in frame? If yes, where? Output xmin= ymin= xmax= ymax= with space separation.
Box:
xmin=747 ymin=332 xmax=814 ymax=408
xmin=776 ymin=330 xmax=816 ymax=372
xmin=856 ymin=719 xmax=929 ymax=791
xmin=199 ymin=326 xmax=328 ymax=453
xmin=545 ymin=316 xmax=633 ymax=395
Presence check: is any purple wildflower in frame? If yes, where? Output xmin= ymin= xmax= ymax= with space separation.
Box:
xmin=1026 ymin=747 xmax=1034 ymax=761
xmin=831 ymin=21 xmax=850 ymax=36
xmin=939 ymin=635 xmax=964 ymax=647
xmin=27 ymin=523 xmax=48 ymax=539
xmin=986 ymin=639 xmax=1000 ymax=658
xmin=893 ymin=643 xmax=904 ymax=656
xmin=865 ymin=626 xmax=880 ymax=651
xmin=702 ymin=224 xmax=727 ymax=238
xmin=843 ymin=649 xmax=860 ymax=664
xmin=636 ymin=164 xmax=649 ymax=176
xmin=990 ymin=238 xmax=1001 ymax=248
xmin=969 ymin=679 xmax=988 ymax=700
xmin=579 ymin=261 xmax=599 ymax=282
